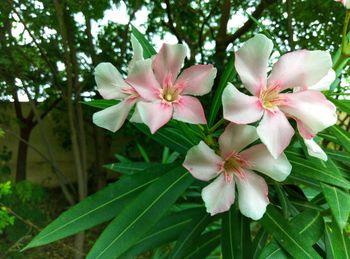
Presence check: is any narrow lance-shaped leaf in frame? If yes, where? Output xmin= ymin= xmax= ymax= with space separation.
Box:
xmin=221 ymin=206 xmax=252 ymax=259
xmin=23 ymin=164 xmax=176 ymax=250
xmin=325 ymin=221 xmax=350 ymax=259
xmin=131 ymin=25 xmax=156 ymax=58
xmin=321 ymin=183 xmax=350 ymax=230
xmin=183 ymin=230 xmax=221 ymax=259
xmin=329 ymin=125 xmax=350 ymax=153
xmin=123 ymin=208 xmax=203 ymax=257
xmin=260 ymin=206 xmax=322 ymax=259
xmin=169 ymin=209 xmax=214 ymax=259
xmin=87 ymin=167 xmax=193 ymax=259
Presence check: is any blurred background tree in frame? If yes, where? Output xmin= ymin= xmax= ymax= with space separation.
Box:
xmin=0 ymin=0 xmax=347 ymax=257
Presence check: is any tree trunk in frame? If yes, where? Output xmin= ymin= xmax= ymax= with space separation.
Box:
xmin=15 ymin=126 xmax=32 ymax=182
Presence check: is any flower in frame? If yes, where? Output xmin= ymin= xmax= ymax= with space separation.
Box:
xmin=335 ymin=0 xmax=350 ymax=8
xmin=92 ymin=35 xmax=144 ymax=132
xmin=222 ymin=34 xmax=337 ymax=158
xmin=183 ymin=123 xmax=292 ymax=220
xmin=128 ymin=43 xmax=217 ymax=133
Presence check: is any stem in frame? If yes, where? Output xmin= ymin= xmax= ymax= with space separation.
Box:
xmin=208 ymin=118 xmax=225 ymax=133
xmin=341 ymin=10 xmax=350 ymax=54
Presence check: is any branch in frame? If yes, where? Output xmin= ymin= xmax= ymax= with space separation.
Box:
xmin=224 ymin=0 xmax=277 ymax=46
xmin=286 ymin=0 xmax=295 ymax=50
xmin=164 ymin=0 xmax=185 ymax=43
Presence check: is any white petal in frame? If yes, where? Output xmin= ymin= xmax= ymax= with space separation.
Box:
xmin=92 ymin=100 xmax=134 ymax=132
xmin=257 ymin=110 xmax=295 ymax=159
xmin=94 ymin=63 xmax=129 ymax=100
xmin=235 ymin=169 xmax=269 ymax=220
xmin=202 ymin=174 xmax=236 ymax=216
xmin=219 ymin=123 xmax=259 ymax=158
xmin=268 ymin=50 xmax=332 ymax=91
xmin=222 ymin=83 xmax=264 ymax=124
xmin=235 ymin=34 xmax=273 ymax=95
xmin=304 ymin=138 xmax=328 ymax=161
xmin=240 ymin=144 xmax=292 ymax=182
xmin=183 ymin=141 xmax=224 ymax=181
xmin=308 ymin=69 xmax=336 ymax=91
xmin=128 ymin=34 xmax=144 ymax=71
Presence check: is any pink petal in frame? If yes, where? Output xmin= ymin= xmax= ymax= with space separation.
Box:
xmin=173 ymin=96 xmax=207 ymax=124
xmin=136 ymin=100 xmax=173 ymax=134
xmin=175 ymin=65 xmax=217 ymax=96
xmin=92 ymin=99 xmax=134 ymax=132
xmin=235 ymin=169 xmax=269 ymax=220
xmin=152 ymin=43 xmax=187 ymax=84
xmin=280 ymin=90 xmax=337 ymax=137
xmin=219 ymin=123 xmax=258 ymax=158
xmin=201 ymin=174 xmax=235 ymax=216
xmin=268 ymin=50 xmax=332 ymax=91
xmin=127 ymin=59 xmax=161 ymax=101
xmin=304 ymin=138 xmax=328 ymax=161
xmin=128 ymin=34 xmax=144 ymax=71
xmin=308 ymin=69 xmax=336 ymax=91
xmin=222 ymin=83 xmax=264 ymax=124
xmin=183 ymin=141 xmax=224 ymax=181
xmin=257 ymin=110 xmax=295 ymax=158
xmin=94 ymin=63 xmax=129 ymax=100
xmin=240 ymin=144 xmax=292 ymax=182
xmin=235 ymin=34 xmax=273 ymax=95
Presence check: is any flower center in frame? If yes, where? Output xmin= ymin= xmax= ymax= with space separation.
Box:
xmin=259 ymin=86 xmax=282 ymax=110
xmin=223 ymin=154 xmax=247 ymax=183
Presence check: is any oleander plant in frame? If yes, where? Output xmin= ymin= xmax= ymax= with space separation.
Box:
xmin=21 ymin=1 xmax=350 ymax=258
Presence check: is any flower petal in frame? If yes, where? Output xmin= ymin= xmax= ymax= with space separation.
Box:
xmin=128 ymin=34 xmax=144 ymax=71
xmin=222 ymin=83 xmax=264 ymax=124
xmin=240 ymin=144 xmax=292 ymax=182
xmin=94 ymin=62 xmax=129 ymax=100
xmin=257 ymin=110 xmax=295 ymax=158
xmin=136 ymin=100 xmax=173 ymax=133
xmin=235 ymin=169 xmax=269 ymax=220
xmin=309 ymin=69 xmax=336 ymax=91
xmin=235 ymin=34 xmax=273 ymax=95
xmin=268 ymin=50 xmax=332 ymax=91
xmin=127 ymin=59 xmax=161 ymax=101
xmin=183 ymin=141 xmax=224 ymax=181
xmin=175 ymin=65 xmax=217 ymax=96
xmin=152 ymin=43 xmax=187 ymax=84
xmin=280 ymin=90 xmax=337 ymax=137
xmin=92 ymin=100 xmax=134 ymax=132
xmin=173 ymin=96 xmax=206 ymax=124
xmin=219 ymin=123 xmax=259 ymax=158
xmin=129 ymin=105 xmax=143 ymax=123
xmin=202 ymin=174 xmax=235 ymax=215
xmin=304 ymin=138 xmax=328 ymax=161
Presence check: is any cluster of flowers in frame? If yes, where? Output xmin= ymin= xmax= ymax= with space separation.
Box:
xmin=93 ymin=34 xmax=337 ymax=220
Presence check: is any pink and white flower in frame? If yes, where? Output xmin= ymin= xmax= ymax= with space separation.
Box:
xmin=335 ymin=0 xmax=350 ymax=8
xmin=183 ymin=123 xmax=292 ymax=220
xmin=128 ymin=43 xmax=217 ymax=133
xmin=93 ymin=35 xmax=144 ymax=132
xmin=222 ymin=34 xmax=337 ymax=158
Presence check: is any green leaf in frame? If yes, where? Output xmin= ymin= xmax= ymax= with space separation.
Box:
xmin=124 ymin=208 xmax=203 ymax=257
xmin=131 ymin=25 xmax=156 ymax=58
xmin=134 ymin=124 xmax=193 ymax=155
xmin=260 ymin=206 xmax=321 ymax=259
xmin=169 ymin=210 xmax=213 ymax=259
xmin=104 ymin=162 xmax=163 ymax=175
xmin=326 ymin=149 xmax=350 ymax=165
xmin=183 ymin=230 xmax=221 ymax=259
xmin=23 ymin=165 xmax=169 ymax=250
xmin=221 ymin=206 xmax=252 ymax=259
xmin=86 ymin=167 xmax=193 ymax=259
xmin=258 ymin=240 xmax=288 ymax=259
xmin=328 ymin=97 xmax=350 ymax=114
xmin=321 ymin=183 xmax=350 ymax=230
xmin=325 ymin=221 xmax=350 ymax=259
xmin=329 ymin=125 xmax=350 ymax=153
xmin=208 ymin=55 xmax=236 ymax=127
xmin=252 ymin=229 xmax=269 ymax=259
xmin=287 ymin=153 xmax=350 ymax=189
xmin=81 ymin=99 xmax=119 ymax=109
